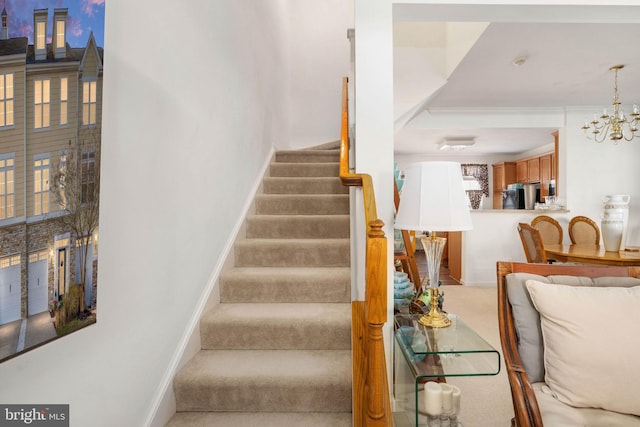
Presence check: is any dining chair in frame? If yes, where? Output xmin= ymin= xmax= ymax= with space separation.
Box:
xmin=568 ymin=215 xmax=601 ymax=245
xmin=531 ymin=215 xmax=563 ymax=246
xmin=517 ymin=222 xmax=549 ymax=263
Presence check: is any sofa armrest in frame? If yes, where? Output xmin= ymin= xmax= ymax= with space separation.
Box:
xmin=497 ymin=262 xmax=543 ymax=427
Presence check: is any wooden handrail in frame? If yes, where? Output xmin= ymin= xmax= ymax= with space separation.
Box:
xmin=339 ymin=76 xmax=392 ymax=427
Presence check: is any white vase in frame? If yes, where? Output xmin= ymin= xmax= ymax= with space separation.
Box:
xmin=602 ymin=218 xmax=624 ymax=252
xmin=602 ymin=195 xmax=630 ymax=250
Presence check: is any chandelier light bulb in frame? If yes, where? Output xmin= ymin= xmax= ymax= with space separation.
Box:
xmin=582 ymin=64 xmax=639 ymax=144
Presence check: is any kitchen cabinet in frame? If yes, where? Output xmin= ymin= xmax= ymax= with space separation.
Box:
xmin=516 ymin=160 xmax=528 ymax=183
xmin=492 ymin=162 xmax=516 ymax=209
xmin=539 ymin=153 xmax=553 ymax=199
xmin=517 ymin=157 xmax=540 ymax=183
xmin=527 ymin=157 xmax=540 ymax=183
xmin=515 ymin=153 xmax=554 ymax=185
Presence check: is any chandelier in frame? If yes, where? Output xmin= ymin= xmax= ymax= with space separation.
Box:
xmin=581 ymin=65 xmax=640 ymax=143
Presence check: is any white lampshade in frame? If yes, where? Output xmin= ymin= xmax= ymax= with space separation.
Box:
xmin=394 ymin=161 xmax=473 ymax=232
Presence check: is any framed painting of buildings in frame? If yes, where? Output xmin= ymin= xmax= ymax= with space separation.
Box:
xmin=0 ymin=1 xmax=104 ymax=362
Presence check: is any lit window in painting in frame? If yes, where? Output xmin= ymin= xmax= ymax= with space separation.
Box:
xmin=56 ymin=20 xmax=65 ymax=49
xmin=0 ymin=156 xmax=15 ymax=219
xmin=0 ymin=73 xmax=14 ymax=127
xmin=34 ymin=157 xmax=50 ymax=216
xmin=35 ymin=79 xmax=50 ymax=129
xmin=36 ymin=21 xmax=45 ymax=50
xmin=82 ymin=81 xmax=97 ymax=125
xmin=60 ymin=77 xmax=68 ymax=125
xmin=81 ymin=150 xmax=95 ymax=203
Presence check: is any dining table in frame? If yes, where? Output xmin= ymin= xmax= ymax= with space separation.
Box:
xmin=544 ymin=244 xmax=640 ymax=266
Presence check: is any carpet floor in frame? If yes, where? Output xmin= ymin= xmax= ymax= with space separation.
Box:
xmin=430 ymin=285 xmax=513 ymax=427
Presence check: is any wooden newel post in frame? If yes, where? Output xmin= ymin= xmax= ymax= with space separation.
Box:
xmin=365 ymin=219 xmax=388 ymax=426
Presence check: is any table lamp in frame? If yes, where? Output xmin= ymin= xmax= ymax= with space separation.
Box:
xmin=394 ymin=161 xmax=473 ymax=327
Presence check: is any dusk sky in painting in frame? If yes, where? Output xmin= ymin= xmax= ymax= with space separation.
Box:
xmin=2 ymin=0 xmax=105 ymax=48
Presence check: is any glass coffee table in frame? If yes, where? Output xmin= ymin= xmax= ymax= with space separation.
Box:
xmin=393 ymin=313 xmax=501 ymax=427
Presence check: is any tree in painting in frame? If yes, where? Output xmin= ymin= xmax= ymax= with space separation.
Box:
xmin=50 ymin=131 xmax=100 ymax=314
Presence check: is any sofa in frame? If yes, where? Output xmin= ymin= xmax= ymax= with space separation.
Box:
xmin=497 ymin=261 xmax=640 ymax=427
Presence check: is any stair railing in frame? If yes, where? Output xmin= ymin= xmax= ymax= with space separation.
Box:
xmin=339 ymin=77 xmax=392 ymax=427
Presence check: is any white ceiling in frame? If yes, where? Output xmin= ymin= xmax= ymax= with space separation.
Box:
xmin=394 ymin=14 xmax=640 ymax=157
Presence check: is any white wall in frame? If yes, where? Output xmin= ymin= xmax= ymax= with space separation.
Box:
xmin=287 ymin=0 xmax=354 ymax=148
xmin=0 ymin=1 xmax=353 ymax=426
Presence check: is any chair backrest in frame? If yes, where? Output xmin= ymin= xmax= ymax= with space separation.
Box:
xmin=531 ymin=215 xmax=563 ymax=245
xmin=569 ymin=215 xmax=600 ymax=244
xmin=517 ymin=222 xmax=547 ymax=263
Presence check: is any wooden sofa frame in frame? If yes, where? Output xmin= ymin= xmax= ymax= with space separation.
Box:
xmin=496 ymin=261 xmax=640 ymax=427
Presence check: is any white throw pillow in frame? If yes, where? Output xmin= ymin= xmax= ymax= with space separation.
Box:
xmin=525 ymin=279 xmax=640 ymax=416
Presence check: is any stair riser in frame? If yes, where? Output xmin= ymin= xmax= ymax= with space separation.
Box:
xmin=275 ymin=151 xmax=340 ymax=163
xmin=200 ymin=322 xmax=351 ymax=350
xmin=175 ymin=382 xmax=352 ymax=413
xmin=270 ymin=163 xmax=339 ymax=177
xmin=219 ymin=268 xmax=351 ymax=303
xmin=255 ymin=195 xmax=349 ymax=215
xmin=263 ymin=178 xmax=348 ymax=195
xmin=246 ymin=215 xmax=349 ymax=239
xmin=165 ymin=412 xmax=352 ymax=427
xmin=220 ymin=279 xmax=350 ymax=303
xmin=235 ymin=240 xmax=350 ymax=267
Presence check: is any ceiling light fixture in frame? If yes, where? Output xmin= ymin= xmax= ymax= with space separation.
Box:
xmin=512 ymin=56 xmax=527 ymax=67
xmin=438 ymin=137 xmax=476 ymax=151
xmin=582 ymin=65 xmax=640 ymax=143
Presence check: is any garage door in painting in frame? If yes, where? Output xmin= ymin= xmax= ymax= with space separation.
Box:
xmin=0 ymin=255 xmax=21 ymax=325
xmin=28 ymin=251 xmax=49 ymax=316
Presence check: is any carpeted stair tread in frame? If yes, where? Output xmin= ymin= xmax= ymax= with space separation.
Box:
xmin=219 ymin=267 xmax=350 ymax=303
xmin=275 ymin=150 xmax=340 ymax=163
xmin=235 ymin=238 xmax=350 ymax=267
xmin=200 ymin=303 xmax=351 ymax=350
xmin=174 ymin=349 xmax=352 ymax=412
xmin=165 ymin=411 xmax=352 ymax=427
xmin=263 ymin=177 xmax=348 ymax=194
xmin=255 ymin=194 xmax=349 ymax=215
xmin=246 ymin=214 xmax=349 ymax=239
xmin=270 ymin=162 xmax=339 ymax=177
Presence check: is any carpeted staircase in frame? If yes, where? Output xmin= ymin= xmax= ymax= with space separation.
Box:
xmin=166 ymin=148 xmax=353 ymax=427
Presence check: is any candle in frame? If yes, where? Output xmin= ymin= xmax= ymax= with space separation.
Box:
xmin=441 ymin=384 xmax=454 ymax=414
xmin=451 ymin=385 xmax=461 ymax=415
xmin=424 ymin=381 xmax=442 ymax=416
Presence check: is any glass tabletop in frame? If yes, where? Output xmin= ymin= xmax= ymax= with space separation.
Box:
xmin=394 ymin=313 xmax=500 ymax=378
